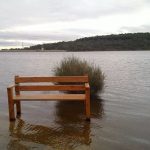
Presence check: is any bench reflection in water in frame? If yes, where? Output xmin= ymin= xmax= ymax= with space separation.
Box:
xmin=8 ymin=97 xmax=104 ymax=149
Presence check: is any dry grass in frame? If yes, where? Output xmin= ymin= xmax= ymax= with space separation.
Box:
xmin=53 ymin=56 xmax=105 ymax=96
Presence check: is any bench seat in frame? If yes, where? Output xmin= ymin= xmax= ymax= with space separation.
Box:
xmin=13 ymin=94 xmax=85 ymax=101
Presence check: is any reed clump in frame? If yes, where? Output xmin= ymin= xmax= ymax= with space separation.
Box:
xmin=53 ymin=56 xmax=105 ymax=96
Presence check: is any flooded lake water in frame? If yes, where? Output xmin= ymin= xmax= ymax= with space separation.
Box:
xmin=0 ymin=51 xmax=150 ymax=150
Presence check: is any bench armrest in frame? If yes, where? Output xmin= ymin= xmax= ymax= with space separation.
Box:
xmin=7 ymin=85 xmax=15 ymax=97
xmin=85 ymin=83 xmax=90 ymax=89
xmin=7 ymin=85 xmax=15 ymax=89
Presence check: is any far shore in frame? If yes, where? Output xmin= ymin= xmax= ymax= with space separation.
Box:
xmin=0 ymin=49 xmax=67 ymax=52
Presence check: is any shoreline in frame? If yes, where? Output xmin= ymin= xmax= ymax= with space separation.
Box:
xmin=0 ymin=50 xmax=67 ymax=52
xmin=0 ymin=49 xmax=150 ymax=52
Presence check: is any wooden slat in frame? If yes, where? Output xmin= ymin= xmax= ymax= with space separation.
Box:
xmin=13 ymin=94 xmax=85 ymax=101
xmin=18 ymin=85 xmax=85 ymax=91
xmin=15 ymin=76 xmax=88 ymax=83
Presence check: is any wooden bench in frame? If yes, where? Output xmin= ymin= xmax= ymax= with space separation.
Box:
xmin=7 ymin=75 xmax=90 ymax=121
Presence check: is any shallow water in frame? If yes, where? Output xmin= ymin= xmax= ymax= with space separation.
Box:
xmin=0 ymin=51 xmax=150 ymax=150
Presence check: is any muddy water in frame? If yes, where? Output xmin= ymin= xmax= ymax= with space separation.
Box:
xmin=0 ymin=51 xmax=150 ymax=150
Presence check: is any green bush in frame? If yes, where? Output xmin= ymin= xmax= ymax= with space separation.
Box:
xmin=53 ymin=56 xmax=105 ymax=96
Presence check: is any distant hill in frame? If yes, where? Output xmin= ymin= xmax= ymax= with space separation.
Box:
xmin=2 ymin=33 xmax=150 ymax=51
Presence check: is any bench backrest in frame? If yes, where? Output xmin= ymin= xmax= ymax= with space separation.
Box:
xmin=15 ymin=76 xmax=88 ymax=83
xmin=15 ymin=75 xmax=89 ymax=92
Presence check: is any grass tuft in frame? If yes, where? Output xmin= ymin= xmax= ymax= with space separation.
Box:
xmin=53 ymin=56 xmax=105 ymax=96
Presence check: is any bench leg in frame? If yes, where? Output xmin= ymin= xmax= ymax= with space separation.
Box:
xmin=16 ymin=101 xmax=21 ymax=115
xmin=85 ymin=88 xmax=90 ymax=121
xmin=7 ymin=88 xmax=15 ymax=121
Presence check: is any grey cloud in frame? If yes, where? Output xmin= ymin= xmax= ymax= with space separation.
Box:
xmin=119 ymin=25 xmax=150 ymax=33
xmin=0 ymin=40 xmax=26 ymax=47
xmin=0 ymin=31 xmax=79 ymax=41
xmin=64 ymin=28 xmax=98 ymax=35
xmin=0 ymin=0 xmax=148 ymax=29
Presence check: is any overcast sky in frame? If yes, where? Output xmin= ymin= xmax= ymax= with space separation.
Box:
xmin=0 ymin=0 xmax=150 ymax=49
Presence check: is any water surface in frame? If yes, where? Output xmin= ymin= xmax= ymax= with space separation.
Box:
xmin=0 ymin=51 xmax=150 ymax=150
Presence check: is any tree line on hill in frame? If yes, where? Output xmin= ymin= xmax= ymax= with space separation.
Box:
xmin=2 ymin=33 xmax=150 ymax=51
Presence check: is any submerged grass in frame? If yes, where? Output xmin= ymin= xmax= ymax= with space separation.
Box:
xmin=53 ymin=56 xmax=105 ymax=96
